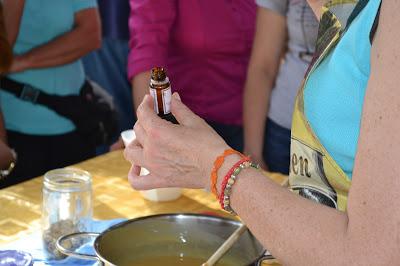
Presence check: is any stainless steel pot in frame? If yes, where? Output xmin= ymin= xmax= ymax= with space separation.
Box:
xmin=56 ymin=214 xmax=274 ymax=266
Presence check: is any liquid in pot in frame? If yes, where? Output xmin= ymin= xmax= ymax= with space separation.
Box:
xmin=125 ymin=256 xmax=232 ymax=266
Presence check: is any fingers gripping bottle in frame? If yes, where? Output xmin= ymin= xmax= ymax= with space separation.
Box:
xmin=149 ymin=67 xmax=179 ymax=124
xmin=139 ymin=67 xmax=182 ymax=202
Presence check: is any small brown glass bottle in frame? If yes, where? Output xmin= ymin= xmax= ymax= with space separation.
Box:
xmin=149 ymin=67 xmax=178 ymax=124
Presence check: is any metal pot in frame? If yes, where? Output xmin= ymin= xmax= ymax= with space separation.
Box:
xmin=56 ymin=213 xmax=273 ymax=266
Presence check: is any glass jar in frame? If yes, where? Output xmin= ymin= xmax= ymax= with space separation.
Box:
xmin=42 ymin=168 xmax=92 ymax=260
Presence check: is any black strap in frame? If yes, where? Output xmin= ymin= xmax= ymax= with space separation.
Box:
xmin=369 ymin=2 xmax=381 ymax=43
xmin=0 ymin=77 xmax=42 ymax=103
xmin=0 ymin=77 xmax=58 ymax=108
xmin=345 ymin=0 xmax=381 ymax=43
xmin=346 ymin=0 xmax=369 ymax=29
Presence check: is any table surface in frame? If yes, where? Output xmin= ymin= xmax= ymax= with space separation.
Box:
xmin=0 ymin=150 xmax=286 ymax=264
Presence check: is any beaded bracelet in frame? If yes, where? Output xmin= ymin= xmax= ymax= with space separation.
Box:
xmin=220 ymin=160 xmax=259 ymax=215
xmin=210 ymin=149 xmax=244 ymax=197
xmin=218 ymin=157 xmax=250 ymax=205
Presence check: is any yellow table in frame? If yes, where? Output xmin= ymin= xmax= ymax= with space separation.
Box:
xmin=0 ymin=150 xmax=286 ymax=264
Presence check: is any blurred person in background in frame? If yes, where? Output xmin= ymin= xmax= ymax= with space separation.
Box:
xmin=0 ymin=0 xmax=101 ymax=188
xmin=243 ymin=0 xmax=319 ymax=174
xmin=121 ymin=0 xmax=256 ymax=151
xmin=83 ymin=0 xmax=134 ymax=152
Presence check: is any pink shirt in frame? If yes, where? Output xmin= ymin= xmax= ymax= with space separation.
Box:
xmin=128 ymin=0 xmax=256 ymax=125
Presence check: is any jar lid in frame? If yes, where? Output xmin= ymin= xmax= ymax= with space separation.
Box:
xmin=0 ymin=250 xmax=33 ymax=266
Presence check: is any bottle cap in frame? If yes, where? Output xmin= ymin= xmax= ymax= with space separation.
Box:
xmin=151 ymin=67 xmax=167 ymax=81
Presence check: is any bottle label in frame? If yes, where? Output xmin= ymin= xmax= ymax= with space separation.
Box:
xmin=162 ymin=86 xmax=172 ymax=114
xmin=149 ymin=86 xmax=171 ymax=115
xmin=149 ymin=88 xmax=158 ymax=114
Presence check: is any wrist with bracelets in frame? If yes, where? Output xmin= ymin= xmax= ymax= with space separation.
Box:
xmin=210 ymin=149 xmax=243 ymax=196
xmin=210 ymin=149 xmax=260 ymax=215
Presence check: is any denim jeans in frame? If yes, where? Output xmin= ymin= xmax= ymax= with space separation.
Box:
xmin=207 ymin=120 xmax=243 ymax=153
xmin=263 ymin=118 xmax=291 ymax=175
xmin=1 ymin=130 xmax=96 ymax=188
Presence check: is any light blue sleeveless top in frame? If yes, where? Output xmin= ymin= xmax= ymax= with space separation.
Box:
xmin=0 ymin=0 xmax=97 ymax=135
xmin=304 ymin=0 xmax=381 ymax=178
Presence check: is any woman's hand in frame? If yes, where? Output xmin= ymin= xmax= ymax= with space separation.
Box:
xmin=124 ymin=93 xmax=229 ymax=190
xmin=8 ymin=55 xmax=29 ymax=73
xmin=0 ymin=139 xmax=15 ymax=170
xmin=4 ymin=8 xmax=101 ymax=71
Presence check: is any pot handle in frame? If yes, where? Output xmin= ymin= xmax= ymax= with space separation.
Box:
xmin=256 ymin=254 xmax=275 ymax=266
xmin=56 ymin=232 xmax=100 ymax=261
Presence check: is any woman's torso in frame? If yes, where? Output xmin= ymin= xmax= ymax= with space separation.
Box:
xmin=166 ymin=0 xmax=256 ymax=126
xmin=261 ymin=0 xmax=319 ymax=129
xmin=304 ymin=0 xmax=382 ymax=178
xmin=0 ymin=0 xmax=96 ymax=135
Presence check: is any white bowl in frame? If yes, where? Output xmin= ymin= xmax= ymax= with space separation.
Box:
xmin=121 ymin=129 xmax=136 ymax=147
xmin=139 ymin=168 xmax=182 ymax=202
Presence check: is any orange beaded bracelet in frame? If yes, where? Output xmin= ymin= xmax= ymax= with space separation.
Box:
xmin=210 ymin=149 xmax=243 ymax=197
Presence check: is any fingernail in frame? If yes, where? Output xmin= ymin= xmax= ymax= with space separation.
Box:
xmin=173 ymin=92 xmax=181 ymax=101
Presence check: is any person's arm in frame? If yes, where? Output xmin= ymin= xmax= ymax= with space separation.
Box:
xmin=0 ymin=140 xmax=14 ymax=170
xmin=111 ymin=72 xmax=148 ymax=151
xmin=132 ymin=72 xmax=151 ymax=111
xmin=243 ymin=7 xmax=286 ymax=168
xmin=225 ymin=3 xmax=400 ymax=263
xmin=127 ymin=0 xmax=177 ymax=111
xmin=8 ymin=7 xmax=101 ymax=73
xmin=0 ymin=2 xmax=13 ymax=72
xmin=2 ymin=0 xmax=24 ymax=47
xmin=0 ymin=111 xmax=14 ymax=170
xmin=125 ymin=1 xmax=400 ymax=263
xmin=110 ymin=0 xmax=175 ymax=151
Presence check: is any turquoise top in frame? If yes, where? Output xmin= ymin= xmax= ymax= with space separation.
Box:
xmin=0 ymin=0 xmax=97 ymax=135
xmin=304 ymin=0 xmax=381 ymax=178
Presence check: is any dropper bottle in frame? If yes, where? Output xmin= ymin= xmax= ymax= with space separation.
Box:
xmin=149 ymin=67 xmax=178 ymax=124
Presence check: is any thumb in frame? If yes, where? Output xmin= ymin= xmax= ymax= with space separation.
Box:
xmin=171 ymin=92 xmax=200 ymax=126
xmin=127 ymin=166 xmax=174 ymax=190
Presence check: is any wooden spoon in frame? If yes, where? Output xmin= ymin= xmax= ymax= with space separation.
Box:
xmin=202 ymin=224 xmax=247 ymax=266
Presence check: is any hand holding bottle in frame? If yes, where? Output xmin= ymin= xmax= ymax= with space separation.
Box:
xmin=124 ymin=93 xmax=229 ymax=191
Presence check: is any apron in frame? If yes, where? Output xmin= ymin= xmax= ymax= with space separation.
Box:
xmin=289 ymin=0 xmax=369 ymax=212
